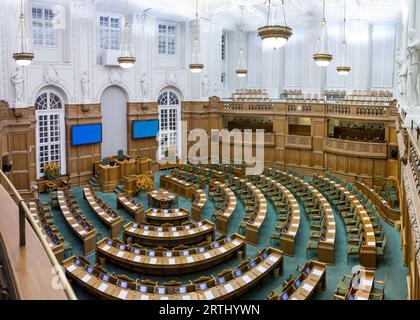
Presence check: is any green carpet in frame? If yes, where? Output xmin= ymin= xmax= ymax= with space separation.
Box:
xmin=39 ymin=171 xmax=408 ymax=300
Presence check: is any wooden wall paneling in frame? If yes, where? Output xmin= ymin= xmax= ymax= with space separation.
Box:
xmin=66 ymin=104 xmax=102 ymax=186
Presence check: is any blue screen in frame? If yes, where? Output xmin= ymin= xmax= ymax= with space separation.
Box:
xmin=72 ymin=124 xmax=102 ymax=146
xmin=133 ymin=120 xmax=159 ymax=139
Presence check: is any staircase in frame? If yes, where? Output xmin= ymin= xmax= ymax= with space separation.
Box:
xmin=88 ymin=174 xmax=101 ymax=191
xmin=113 ymin=184 xmax=126 ymax=195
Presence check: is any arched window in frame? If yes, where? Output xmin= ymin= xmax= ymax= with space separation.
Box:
xmin=35 ymin=91 xmax=66 ymax=178
xmin=158 ymin=90 xmax=181 ymax=159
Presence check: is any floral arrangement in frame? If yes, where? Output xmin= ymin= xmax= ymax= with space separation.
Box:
xmin=44 ymin=162 xmax=60 ymax=180
xmin=135 ymin=173 xmax=154 ymax=194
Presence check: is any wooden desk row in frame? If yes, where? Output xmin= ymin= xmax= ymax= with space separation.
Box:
xmin=145 ymin=208 xmax=190 ymax=226
xmin=123 ymin=220 xmax=215 ymax=248
xmin=345 ymin=269 xmax=376 ymax=300
xmin=96 ymin=234 xmax=246 ymax=275
xmin=116 ymin=193 xmax=144 ymax=223
xmin=56 ymin=189 xmax=97 ymax=255
xmin=160 ymin=174 xmax=193 ymax=199
xmin=63 ymin=247 xmax=283 ymax=300
xmin=170 ymin=169 xmax=206 ymax=190
xmin=230 ymin=176 xmax=267 ymax=246
xmin=28 ymin=199 xmax=65 ymax=262
xmin=252 ymin=175 xmax=301 ymax=256
xmin=267 ymin=169 xmax=336 ymax=264
xmin=268 ymin=261 xmax=327 ymax=300
xmin=209 ymin=180 xmax=237 ymax=235
xmin=83 ymin=187 xmax=122 ymax=238
xmin=315 ymin=175 xmax=376 ymax=268
xmin=191 ymin=188 xmax=207 ymax=221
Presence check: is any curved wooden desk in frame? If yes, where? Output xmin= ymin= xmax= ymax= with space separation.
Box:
xmin=230 ymin=177 xmax=267 ymax=246
xmin=96 ymin=234 xmax=246 ymax=275
xmin=315 ymin=175 xmax=376 ymax=268
xmin=268 ymin=261 xmax=326 ymax=300
xmin=145 ymin=208 xmax=190 ymax=225
xmin=123 ymin=220 xmax=215 ymax=248
xmin=267 ymin=169 xmax=336 ymax=263
xmin=116 ymin=193 xmax=144 ymax=223
xmin=28 ymin=199 xmax=64 ymax=262
xmin=252 ymin=175 xmax=301 ymax=256
xmin=57 ymin=189 xmax=96 ymax=255
xmin=63 ymin=247 xmax=283 ymax=300
xmin=210 ymin=180 xmax=237 ymax=234
xmin=160 ymin=174 xmax=193 ymax=198
xmin=84 ymin=187 xmax=122 ymax=238
xmin=191 ymin=188 xmax=207 ymax=221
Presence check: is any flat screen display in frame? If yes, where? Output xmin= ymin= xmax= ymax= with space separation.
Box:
xmin=72 ymin=124 xmax=102 ymax=146
xmin=132 ymin=120 xmax=159 ymax=139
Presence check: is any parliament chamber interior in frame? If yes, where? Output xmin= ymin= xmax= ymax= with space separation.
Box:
xmin=1 ymin=0 xmax=420 ymax=305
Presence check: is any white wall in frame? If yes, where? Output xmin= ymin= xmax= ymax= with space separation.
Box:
xmin=100 ymin=85 xmax=127 ymax=158
xmin=0 ymin=0 xmax=399 ymax=108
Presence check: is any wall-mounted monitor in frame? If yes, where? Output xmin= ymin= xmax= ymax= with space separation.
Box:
xmin=71 ymin=124 xmax=102 ymax=146
xmin=132 ymin=120 xmax=159 ymax=139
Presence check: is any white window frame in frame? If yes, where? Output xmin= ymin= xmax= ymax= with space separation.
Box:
xmin=157 ymin=22 xmax=178 ymax=56
xmin=31 ymin=4 xmax=58 ymax=48
xmin=35 ymin=91 xmax=66 ymax=179
xmin=99 ymin=14 xmax=123 ymax=50
xmin=158 ymin=91 xmax=182 ymax=160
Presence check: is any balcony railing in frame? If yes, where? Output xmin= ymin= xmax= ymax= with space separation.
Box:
xmin=0 ymin=170 xmax=76 ymax=300
xmin=324 ymin=138 xmax=388 ymax=159
xmin=286 ymin=135 xmax=313 ymax=150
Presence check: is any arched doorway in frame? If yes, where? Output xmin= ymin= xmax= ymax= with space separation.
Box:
xmin=35 ymin=90 xmax=66 ymax=179
xmin=158 ymin=90 xmax=182 ymax=160
xmin=100 ymin=86 xmax=128 ymax=159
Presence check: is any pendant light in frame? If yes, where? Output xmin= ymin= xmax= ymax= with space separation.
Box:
xmin=337 ymin=0 xmax=351 ymax=75
xmin=313 ymin=0 xmax=333 ymax=67
xmin=189 ymin=0 xmax=204 ymax=73
xmin=13 ymin=0 xmax=34 ymax=66
xmin=118 ymin=0 xmax=136 ymax=69
xmin=236 ymin=5 xmax=247 ymax=78
xmin=258 ymin=0 xmax=292 ymax=50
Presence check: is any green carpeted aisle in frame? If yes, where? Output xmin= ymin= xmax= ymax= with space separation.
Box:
xmin=40 ymin=171 xmax=408 ymax=300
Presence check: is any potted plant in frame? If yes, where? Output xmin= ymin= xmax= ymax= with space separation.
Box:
xmin=44 ymin=162 xmax=61 ymax=181
xmin=135 ymin=173 xmax=154 ymax=194
xmin=117 ymin=149 xmax=126 ymax=162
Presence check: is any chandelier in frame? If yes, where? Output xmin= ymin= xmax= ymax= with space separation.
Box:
xmin=189 ymin=0 xmax=204 ymax=73
xmin=236 ymin=5 xmax=247 ymax=78
xmin=118 ymin=0 xmax=136 ymax=69
xmin=258 ymin=0 xmax=292 ymax=50
xmin=313 ymin=0 xmax=333 ymax=67
xmin=337 ymin=0 xmax=351 ymax=75
xmin=13 ymin=0 xmax=34 ymax=66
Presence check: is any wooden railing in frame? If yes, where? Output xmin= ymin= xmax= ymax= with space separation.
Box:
xmin=218 ymin=99 xmax=395 ymax=119
xmin=324 ymin=138 xmax=388 ymax=159
xmin=0 ymin=170 xmax=76 ymax=300
xmin=286 ymin=135 xmax=313 ymax=150
xmin=355 ymin=180 xmax=400 ymax=227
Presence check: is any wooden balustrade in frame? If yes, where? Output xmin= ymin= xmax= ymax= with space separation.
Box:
xmin=286 ymin=135 xmax=313 ymax=150
xmin=324 ymin=138 xmax=388 ymax=159
xmin=355 ymin=180 xmax=400 ymax=227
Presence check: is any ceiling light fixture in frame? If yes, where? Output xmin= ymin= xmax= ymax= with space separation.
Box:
xmin=118 ymin=0 xmax=136 ymax=69
xmin=13 ymin=0 xmax=34 ymax=66
xmin=236 ymin=5 xmax=247 ymax=78
xmin=313 ymin=0 xmax=333 ymax=67
xmin=189 ymin=0 xmax=204 ymax=73
xmin=258 ymin=0 xmax=292 ymax=50
xmin=337 ymin=0 xmax=351 ymax=75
